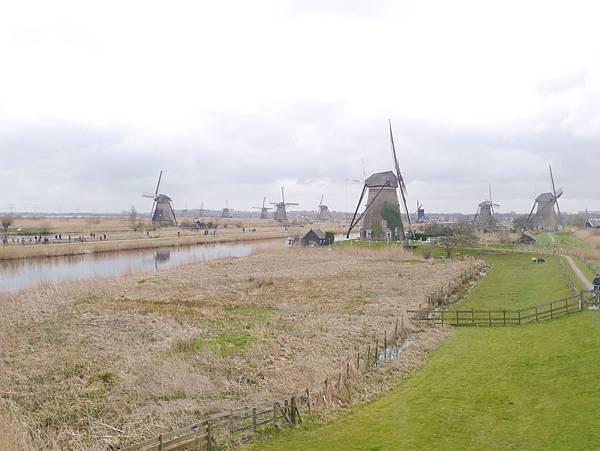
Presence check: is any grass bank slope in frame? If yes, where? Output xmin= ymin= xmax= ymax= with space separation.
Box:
xmin=245 ymin=252 xmax=600 ymax=450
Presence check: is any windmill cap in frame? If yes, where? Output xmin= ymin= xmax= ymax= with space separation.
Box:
xmin=536 ymin=192 xmax=557 ymax=202
xmin=365 ymin=171 xmax=398 ymax=188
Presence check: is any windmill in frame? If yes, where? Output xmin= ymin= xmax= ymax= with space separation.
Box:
xmin=198 ymin=201 xmax=204 ymax=218
xmin=474 ymin=185 xmax=499 ymax=228
xmin=416 ymin=201 xmax=426 ymax=223
xmin=142 ymin=170 xmax=177 ymax=226
xmin=271 ymin=187 xmax=299 ymax=222
xmin=316 ymin=194 xmax=332 ymax=221
xmin=221 ymin=201 xmax=234 ymax=219
xmin=253 ymin=197 xmax=270 ymax=219
xmin=346 ymin=121 xmax=411 ymax=241
xmin=525 ymin=165 xmax=564 ymax=232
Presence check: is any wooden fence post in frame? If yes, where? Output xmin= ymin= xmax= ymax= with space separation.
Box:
xmin=518 ymin=310 xmax=521 ymax=325
xmin=158 ymin=434 xmax=163 ymax=451
xmin=384 ymin=331 xmax=387 ymax=361
xmin=207 ymin=420 xmax=212 ymax=451
xmin=488 ymin=311 xmax=491 ymax=326
xmin=253 ymin=407 xmax=257 ymax=432
xmin=456 ymin=310 xmax=459 ymax=326
xmin=290 ymin=397 xmax=297 ymax=425
xmin=306 ymin=388 xmax=311 ymax=415
xmin=503 ymin=310 xmax=506 ymax=326
xmin=535 ymin=306 xmax=538 ymax=322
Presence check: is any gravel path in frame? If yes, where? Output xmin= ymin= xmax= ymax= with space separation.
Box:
xmin=565 ymin=255 xmax=593 ymax=290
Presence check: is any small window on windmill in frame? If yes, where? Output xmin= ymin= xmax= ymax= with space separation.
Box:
xmin=386 ymin=230 xmax=392 ymax=239
xmin=366 ymin=229 xmax=373 ymax=238
xmin=382 ymin=219 xmax=388 ymax=228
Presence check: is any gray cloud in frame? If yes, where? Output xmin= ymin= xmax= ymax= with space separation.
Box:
xmin=1 ymin=102 xmax=599 ymax=214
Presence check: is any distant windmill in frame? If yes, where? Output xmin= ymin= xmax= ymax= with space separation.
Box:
xmin=316 ymin=194 xmax=332 ymax=221
xmin=198 ymin=201 xmax=204 ymax=218
xmin=142 ymin=170 xmax=177 ymax=226
xmin=221 ymin=200 xmax=234 ymax=219
xmin=271 ymin=187 xmax=299 ymax=222
xmin=525 ymin=165 xmax=564 ymax=232
xmin=253 ymin=197 xmax=270 ymax=219
xmin=416 ymin=201 xmax=426 ymax=223
xmin=474 ymin=185 xmax=499 ymax=228
xmin=346 ymin=120 xmax=409 ymax=241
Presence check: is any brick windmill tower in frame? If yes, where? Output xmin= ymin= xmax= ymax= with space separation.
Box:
xmin=525 ymin=166 xmax=564 ymax=232
xmin=316 ymin=194 xmax=332 ymax=221
xmin=142 ymin=170 xmax=177 ymax=226
xmin=346 ymin=120 xmax=412 ymax=241
xmin=271 ymin=187 xmax=299 ymax=222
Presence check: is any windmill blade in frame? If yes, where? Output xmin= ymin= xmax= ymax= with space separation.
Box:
xmin=262 ymin=197 xmax=266 ymax=209
xmin=549 ymin=165 xmax=565 ymax=230
xmin=320 ymin=193 xmax=324 ymax=206
xmin=150 ymin=199 xmax=157 ymax=220
xmin=155 ymin=170 xmax=163 ymax=197
xmin=488 ymin=184 xmax=496 ymax=217
xmin=285 ymin=203 xmax=300 ymax=206
xmin=524 ymin=201 xmax=537 ymax=231
xmin=142 ymin=193 xmax=155 ymax=199
xmin=389 ymin=119 xmax=413 ymax=238
xmin=281 ymin=187 xmax=285 ymax=204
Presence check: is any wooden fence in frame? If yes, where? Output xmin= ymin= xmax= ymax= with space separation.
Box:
xmin=557 ymin=255 xmax=578 ymax=293
xmin=408 ymin=292 xmax=597 ymax=327
xmin=120 ymin=317 xmax=412 ymax=451
xmin=119 ymin=264 xmax=486 ymax=451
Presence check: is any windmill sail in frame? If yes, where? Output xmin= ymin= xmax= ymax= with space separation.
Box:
xmin=389 ymin=120 xmax=412 ymax=238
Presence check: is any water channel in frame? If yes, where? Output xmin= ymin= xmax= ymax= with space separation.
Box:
xmin=0 ymin=233 xmax=356 ymax=293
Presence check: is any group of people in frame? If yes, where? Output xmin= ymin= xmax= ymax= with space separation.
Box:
xmin=593 ymin=273 xmax=600 ymax=290
xmin=1 ymin=231 xmax=110 ymax=246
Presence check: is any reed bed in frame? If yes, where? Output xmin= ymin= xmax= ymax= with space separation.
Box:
xmin=0 ymin=245 xmax=477 ymax=449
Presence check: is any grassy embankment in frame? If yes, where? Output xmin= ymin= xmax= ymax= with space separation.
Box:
xmin=245 ymin=252 xmax=600 ymax=450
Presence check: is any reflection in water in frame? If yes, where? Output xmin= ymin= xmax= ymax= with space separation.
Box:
xmin=0 ymin=240 xmax=277 ymax=293
xmin=154 ymin=249 xmax=171 ymax=270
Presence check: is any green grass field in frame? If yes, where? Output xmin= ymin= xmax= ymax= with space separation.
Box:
xmin=535 ymin=231 xmax=587 ymax=249
xmin=245 ymin=251 xmax=600 ymax=450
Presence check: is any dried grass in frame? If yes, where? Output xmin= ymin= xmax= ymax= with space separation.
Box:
xmin=0 ymin=245 xmax=478 ymax=449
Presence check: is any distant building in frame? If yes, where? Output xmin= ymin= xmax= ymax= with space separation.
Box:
xmin=301 ymin=229 xmax=327 ymax=247
xmin=514 ymin=231 xmax=537 ymax=245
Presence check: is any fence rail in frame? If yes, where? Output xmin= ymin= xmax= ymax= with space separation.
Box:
xmin=120 ymin=318 xmax=413 ymax=451
xmin=408 ymin=291 xmax=597 ymax=327
xmin=119 ymin=264 xmax=486 ymax=451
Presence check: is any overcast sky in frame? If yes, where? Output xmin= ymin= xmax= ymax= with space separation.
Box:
xmin=1 ymin=0 xmax=600 ymax=214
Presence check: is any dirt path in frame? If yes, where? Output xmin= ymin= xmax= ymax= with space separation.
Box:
xmin=565 ymin=255 xmax=593 ymax=290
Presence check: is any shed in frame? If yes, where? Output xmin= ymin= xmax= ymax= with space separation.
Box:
xmin=514 ymin=231 xmax=536 ymax=245
xmin=301 ymin=229 xmax=327 ymax=247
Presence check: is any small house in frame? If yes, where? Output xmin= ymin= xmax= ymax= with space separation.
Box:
xmin=301 ymin=229 xmax=327 ymax=247
xmin=514 ymin=231 xmax=536 ymax=245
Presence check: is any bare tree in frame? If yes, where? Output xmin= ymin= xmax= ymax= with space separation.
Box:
xmin=1 ymin=216 xmax=14 ymax=233
xmin=439 ymin=223 xmax=479 ymax=257
xmin=129 ymin=206 xmax=139 ymax=231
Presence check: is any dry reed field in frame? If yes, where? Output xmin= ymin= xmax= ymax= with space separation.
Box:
xmin=0 ymin=245 xmax=477 ymax=449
